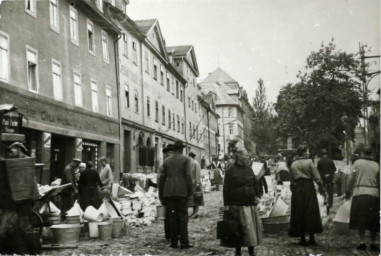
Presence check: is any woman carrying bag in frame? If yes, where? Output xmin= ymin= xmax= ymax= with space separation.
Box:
xmin=219 ymin=148 xmax=263 ymax=256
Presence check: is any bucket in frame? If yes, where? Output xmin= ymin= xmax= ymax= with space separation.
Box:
xmin=50 ymin=224 xmax=82 ymax=244
xmin=66 ymin=215 xmax=80 ymax=224
xmin=46 ymin=216 xmax=61 ymax=225
xmin=111 ymin=218 xmax=124 ymax=238
xmin=156 ymin=205 xmax=166 ymax=220
xmin=84 ymin=206 xmax=104 ymax=222
xmin=98 ymin=222 xmax=112 ymax=241
xmin=88 ymin=222 xmax=99 ymax=238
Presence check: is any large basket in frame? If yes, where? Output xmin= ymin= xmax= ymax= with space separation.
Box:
xmin=2 ymin=157 xmax=38 ymax=202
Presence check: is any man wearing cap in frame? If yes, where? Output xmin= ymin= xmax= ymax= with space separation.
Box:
xmin=158 ymin=144 xmax=175 ymax=242
xmin=99 ymin=157 xmax=113 ymax=198
xmin=8 ymin=142 xmax=29 ymax=159
xmin=317 ymin=148 xmax=336 ymax=214
xmin=159 ymin=140 xmax=193 ymax=249
xmin=61 ymin=158 xmax=81 ymax=218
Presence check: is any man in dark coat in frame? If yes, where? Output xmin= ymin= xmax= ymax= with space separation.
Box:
xmin=317 ymin=149 xmax=336 ymax=214
xmin=159 ymin=140 xmax=193 ymax=249
xmin=61 ymin=158 xmax=81 ymax=218
xmin=78 ymin=161 xmax=103 ymax=211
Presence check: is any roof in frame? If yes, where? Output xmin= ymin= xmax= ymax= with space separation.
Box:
xmin=134 ymin=19 xmax=157 ymax=34
xmin=166 ymin=45 xmax=192 ymax=56
xmin=199 ymin=82 xmax=238 ymax=105
xmin=200 ymin=67 xmax=238 ymax=84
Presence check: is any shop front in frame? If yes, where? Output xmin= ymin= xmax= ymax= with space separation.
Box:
xmin=0 ymin=88 xmax=120 ymax=184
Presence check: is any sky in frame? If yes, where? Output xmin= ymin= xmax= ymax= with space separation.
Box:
xmin=128 ymin=0 xmax=380 ymax=103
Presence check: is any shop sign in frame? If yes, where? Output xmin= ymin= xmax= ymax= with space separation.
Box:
xmin=0 ymin=111 xmax=22 ymax=133
xmin=76 ymin=138 xmax=83 ymax=151
xmin=43 ymin=132 xmax=51 ymax=148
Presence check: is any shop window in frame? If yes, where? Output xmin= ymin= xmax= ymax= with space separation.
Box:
xmin=26 ymin=46 xmax=38 ymax=92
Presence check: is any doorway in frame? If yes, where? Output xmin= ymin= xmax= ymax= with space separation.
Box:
xmin=123 ymin=130 xmax=131 ymax=173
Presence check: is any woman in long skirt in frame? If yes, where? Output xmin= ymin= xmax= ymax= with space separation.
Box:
xmin=289 ymin=145 xmax=326 ymax=245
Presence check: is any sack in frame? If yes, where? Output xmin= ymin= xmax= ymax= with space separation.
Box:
xmin=217 ymin=220 xmax=242 ymax=242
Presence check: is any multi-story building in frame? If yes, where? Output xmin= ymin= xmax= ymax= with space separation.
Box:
xmin=0 ymin=0 xmax=121 ymax=184
xmin=166 ymin=45 xmax=203 ymax=157
xmin=199 ymin=68 xmax=246 ymax=158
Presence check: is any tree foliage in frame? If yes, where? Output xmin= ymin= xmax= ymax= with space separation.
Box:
xmin=252 ymin=79 xmax=278 ymax=155
xmin=275 ymin=40 xmax=363 ymax=157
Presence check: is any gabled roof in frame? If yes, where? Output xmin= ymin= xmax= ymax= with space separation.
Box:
xmin=134 ymin=19 xmax=156 ymax=34
xmin=135 ymin=19 xmax=168 ymax=61
xmin=201 ymin=67 xmax=237 ymax=84
xmin=166 ymin=45 xmax=199 ymax=75
xmin=199 ymin=82 xmax=238 ymax=106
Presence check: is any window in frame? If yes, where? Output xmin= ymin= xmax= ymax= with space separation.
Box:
xmin=191 ymin=100 xmax=194 ymax=110
xmin=180 ymin=88 xmax=183 ymax=102
xmin=91 ymin=80 xmax=99 ymax=112
xmin=49 ymin=0 xmax=59 ymax=32
xmin=26 ymin=46 xmax=38 ymax=92
xmin=52 ymin=60 xmax=62 ymax=101
xmin=162 ymin=105 xmax=165 ymax=125
xmin=87 ymin=21 xmax=95 ymax=54
xmin=193 ymin=78 xmax=196 ymax=88
xmin=168 ymin=110 xmax=171 ymax=128
xmin=160 ymin=65 xmax=164 ymax=85
xmin=155 ymin=101 xmax=159 ymax=122
xmin=101 ymin=31 xmax=109 ymax=63
xmin=188 ymin=97 xmax=191 ymax=108
xmin=134 ymin=90 xmax=139 ymax=112
xmin=111 ymin=0 xmax=115 ymax=6
xmin=153 ymin=59 xmax=157 ymax=80
xmin=171 ymin=76 xmax=175 ymax=95
xmin=144 ymin=51 xmax=149 ymax=73
xmin=0 ymin=32 xmax=9 ymax=82
xmin=123 ymin=35 xmax=128 ymax=57
xmin=132 ymin=41 xmax=137 ymax=64
xmin=69 ymin=7 xmax=79 ymax=45
xmin=73 ymin=71 xmax=82 ymax=107
xmin=96 ymin=0 xmax=103 ymax=12
xmin=195 ymin=103 xmax=197 ymax=113
xmin=106 ymin=86 xmax=112 ymax=116
xmin=166 ymin=72 xmax=170 ymax=91
xmin=229 ymin=123 xmax=234 ymax=135
xmin=177 ymin=115 xmax=180 ymax=132
xmin=228 ymin=107 xmax=232 ymax=117
xmin=147 ymin=96 xmax=150 ymax=117
xmin=172 ymin=113 xmax=175 ymax=131
xmin=124 ymin=84 xmax=129 ymax=108
xmin=176 ymin=81 xmax=179 ymax=99
xmin=181 ymin=117 xmax=184 ymax=134
xmin=189 ymin=122 xmax=192 ymax=138
xmin=25 ymin=0 xmax=36 ymax=17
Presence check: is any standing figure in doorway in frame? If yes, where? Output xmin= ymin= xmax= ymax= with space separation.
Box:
xmin=159 ymin=140 xmax=193 ymax=249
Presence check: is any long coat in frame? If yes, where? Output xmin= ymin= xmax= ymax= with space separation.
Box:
xmin=188 ymin=159 xmax=204 ymax=207
xmin=159 ymin=153 xmax=193 ymax=199
xmin=78 ymin=168 xmax=103 ymax=210
xmin=61 ymin=163 xmax=78 ymax=212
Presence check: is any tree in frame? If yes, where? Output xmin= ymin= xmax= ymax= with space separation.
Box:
xmin=275 ymin=40 xmax=363 ymax=158
xmin=251 ymin=79 xmax=278 ymax=155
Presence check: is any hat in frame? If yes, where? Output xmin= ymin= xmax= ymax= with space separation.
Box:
xmin=173 ymin=140 xmax=186 ymax=148
xmin=72 ymin=158 xmax=81 ymax=163
xmin=188 ymin=151 xmax=196 ymax=158
xmin=8 ymin=142 xmax=29 ymax=154
xmin=163 ymin=144 xmax=175 ymax=153
xmin=99 ymin=156 xmax=107 ymax=162
xmin=321 ymin=149 xmax=328 ymax=155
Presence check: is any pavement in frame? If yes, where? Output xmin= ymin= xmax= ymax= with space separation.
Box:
xmin=44 ymin=189 xmax=380 ymax=256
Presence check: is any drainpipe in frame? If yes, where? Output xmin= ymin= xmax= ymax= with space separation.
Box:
xmin=114 ymin=34 xmax=123 ymax=182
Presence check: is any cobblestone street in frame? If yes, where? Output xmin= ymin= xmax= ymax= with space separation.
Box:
xmin=47 ymin=190 xmax=380 ymax=256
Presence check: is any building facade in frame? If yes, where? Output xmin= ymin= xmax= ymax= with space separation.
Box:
xmin=0 ymin=0 xmax=121 ymax=184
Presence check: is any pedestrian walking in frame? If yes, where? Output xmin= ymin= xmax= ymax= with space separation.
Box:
xmin=211 ymin=155 xmax=222 ymax=191
xmin=221 ymin=147 xmax=263 ymax=256
xmin=157 ymin=144 xmax=175 ymax=242
xmin=61 ymin=158 xmax=81 ymax=218
xmin=78 ymin=161 xmax=103 ymax=211
xmin=289 ymin=145 xmax=326 ymax=245
xmin=158 ymin=140 xmax=193 ymax=249
xmin=346 ymin=147 xmax=380 ymax=251
xmin=201 ymin=156 xmax=206 ymax=169
xmin=317 ymin=149 xmax=336 ymax=214
xmin=98 ymin=156 xmax=113 ymax=199
xmin=188 ymin=152 xmax=204 ymax=218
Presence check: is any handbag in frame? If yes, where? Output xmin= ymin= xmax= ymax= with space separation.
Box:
xmin=193 ymin=185 xmax=203 ymax=199
xmin=216 ymin=219 xmax=242 ymax=242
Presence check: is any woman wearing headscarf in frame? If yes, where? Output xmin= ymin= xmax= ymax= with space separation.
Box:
xmin=221 ymin=148 xmax=262 ymax=256
xmin=289 ymin=145 xmax=325 ymax=245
